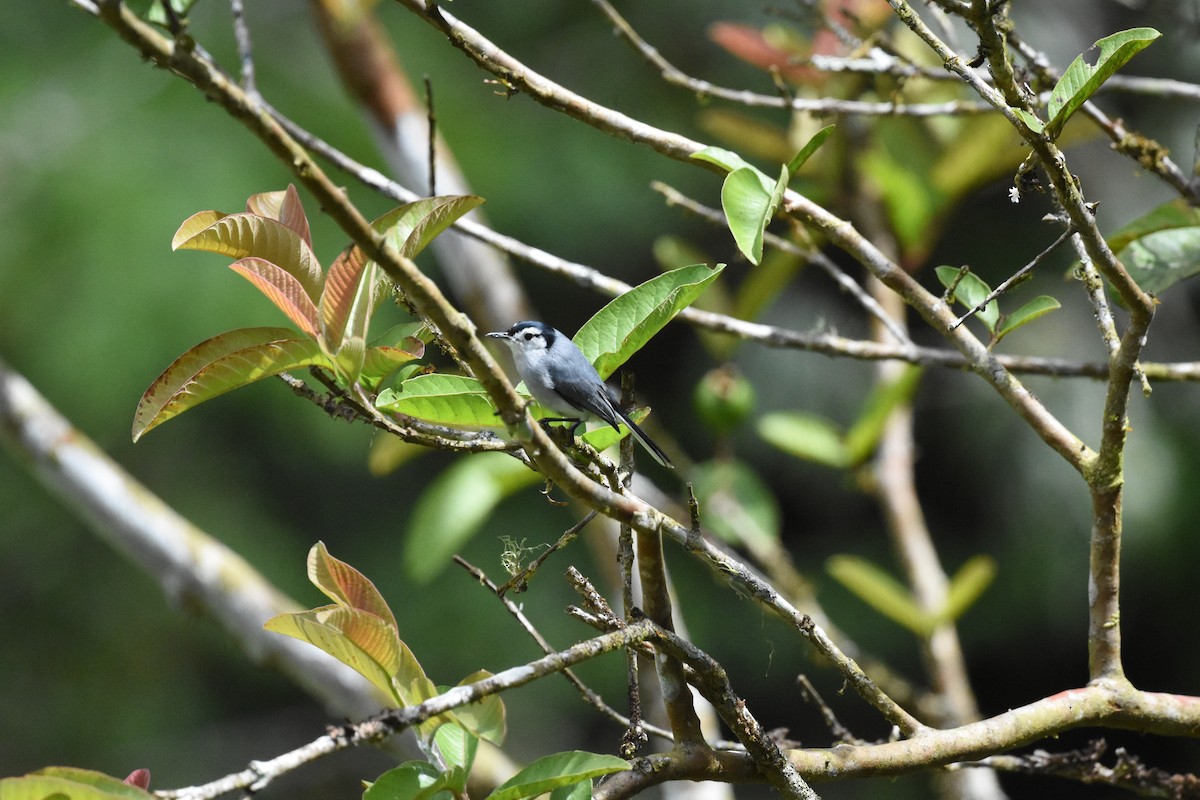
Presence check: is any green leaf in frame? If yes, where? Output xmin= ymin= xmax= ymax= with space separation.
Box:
xmin=721 ymin=167 xmax=781 ymax=265
xmin=485 ymin=752 xmax=630 ymax=800
xmin=757 ymin=411 xmax=849 ymax=468
xmin=361 ymin=341 xmax=425 ymax=391
xmin=940 ymin=555 xmax=997 ymax=624
xmin=144 ymin=0 xmax=200 ymax=25
xmin=549 ymin=780 xmax=594 ymax=800
xmin=403 ymin=453 xmax=541 ymax=583
xmin=450 ymin=670 xmax=507 ymax=745
xmin=377 ymin=374 xmax=515 ymax=427
xmin=690 ymin=459 xmax=780 ymax=559
xmin=308 ymin=542 xmax=397 ymax=628
xmin=935 ymin=265 xmax=999 ymax=332
xmin=228 ymin=256 xmax=320 ymax=337
xmin=374 ymin=195 xmax=487 ymax=259
xmin=132 ymin=327 xmax=333 ymax=441
xmin=573 ymin=263 xmax=725 ymax=379
xmin=8 ymin=768 xmax=157 ymax=799
xmin=843 ymin=365 xmax=923 ymax=465
xmin=827 ymin=555 xmax=932 ymax=636
xmin=1010 ymin=108 xmax=1044 ymax=134
xmin=434 ymin=724 xmax=478 ymax=778
xmin=994 ymin=295 xmax=1062 ymax=343
xmin=786 ymin=125 xmax=835 ymax=175
xmin=1106 ymin=198 xmax=1200 ymax=254
xmin=1045 ymin=27 xmax=1161 ymax=137
xmin=173 ymin=211 xmax=324 ymax=303
xmin=363 ymin=762 xmax=453 ymax=800
xmin=690 ymin=146 xmax=764 ymax=176
xmin=1116 ymin=226 xmax=1200 ymax=296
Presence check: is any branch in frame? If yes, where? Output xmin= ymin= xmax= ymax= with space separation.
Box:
xmin=390 ymin=0 xmax=1094 ymax=474
xmin=590 ymin=0 xmax=997 ymax=118
xmin=452 ymin=556 xmax=675 ymax=744
xmin=160 ymin=621 xmax=663 ymax=799
xmin=0 ymin=356 xmax=408 ymax=732
xmin=251 ymin=74 xmax=1200 ymax=385
xmin=949 ymin=223 xmax=1076 ymax=330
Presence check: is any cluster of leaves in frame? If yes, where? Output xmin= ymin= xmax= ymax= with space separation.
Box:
xmin=379 ymin=263 xmax=726 ymax=582
xmin=270 ymin=544 xmax=627 ymax=800
xmin=131 ymin=186 xmax=482 ymax=441
xmin=131 ymin=185 xmax=728 ymax=584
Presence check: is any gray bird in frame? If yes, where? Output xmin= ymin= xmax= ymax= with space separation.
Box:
xmin=486 ymin=321 xmax=673 ymax=468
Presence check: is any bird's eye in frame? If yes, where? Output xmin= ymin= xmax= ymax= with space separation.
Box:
xmin=523 ymin=332 xmax=534 ymax=341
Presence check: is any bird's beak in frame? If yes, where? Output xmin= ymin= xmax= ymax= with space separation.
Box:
xmin=485 ymin=331 xmax=507 ymax=340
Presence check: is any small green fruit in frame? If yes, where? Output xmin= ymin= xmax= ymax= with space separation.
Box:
xmin=694 ymin=365 xmax=756 ymax=433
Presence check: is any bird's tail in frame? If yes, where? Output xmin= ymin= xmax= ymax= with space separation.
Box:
xmin=615 ymin=407 xmax=673 ymax=469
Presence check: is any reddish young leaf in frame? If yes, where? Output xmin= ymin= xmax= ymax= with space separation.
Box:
xmin=132 ymin=327 xmax=332 ymax=441
xmin=246 ymin=184 xmax=312 ymax=249
xmin=173 ymin=213 xmax=324 ymax=303
xmin=708 ymin=22 xmax=816 ymax=82
xmin=319 ymin=245 xmax=374 ymax=352
xmin=228 ymin=257 xmax=320 ymax=338
xmin=308 ymin=542 xmax=398 ymax=627
xmin=123 ymin=769 xmax=151 ymax=789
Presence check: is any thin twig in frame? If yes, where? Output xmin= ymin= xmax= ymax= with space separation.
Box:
xmin=591 ymin=0 xmax=994 ymax=117
xmin=497 ymin=510 xmax=598 ymax=594
xmin=423 ymin=74 xmax=436 ymax=196
xmin=229 ymin=0 xmax=257 ymax=98
xmin=950 ymin=223 xmax=1076 ymax=330
xmin=453 ymin=556 xmax=675 ymax=744
xmin=797 ymin=675 xmax=859 ymax=745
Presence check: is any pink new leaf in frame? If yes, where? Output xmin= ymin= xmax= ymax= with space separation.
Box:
xmin=229 ymin=257 xmax=320 ymax=338
xmin=132 ymin=327 xmax=332 ymax=441
xmin=308 ymin=542 xmax=398 ymax=628
xmin=319 ymin=244 xmax=374 ymax=353
xmin=173 ymin=212 xmax=324 ymax=303
xmin=246 ymin=184 xmax=312 ymax=249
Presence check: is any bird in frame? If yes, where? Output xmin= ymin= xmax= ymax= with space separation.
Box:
xmin=486 ymin=321 xmax=673 ymax=469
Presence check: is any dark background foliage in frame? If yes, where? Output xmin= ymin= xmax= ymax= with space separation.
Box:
xmin=3 ymin=2 xmax=1200 ymax=798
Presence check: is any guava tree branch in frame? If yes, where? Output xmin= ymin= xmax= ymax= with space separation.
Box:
xmin=78 ymin=0 xmax=923 ymax=739
xmin=889 ymin=0 xmax=1154 ymax=686
xmin=391 ymin=0 xmax=1094 ymax=474
xmin=74 ymin=0 xmax=1200 ymax=789
xmin=257 ymin=84 xmax=1200 ymax=384
xmin=159 ymin=621 xmax=664 ymax=800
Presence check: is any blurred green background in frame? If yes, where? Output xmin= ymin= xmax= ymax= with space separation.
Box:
xmin=4 ymin=2 xmax=1200 ymax=798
